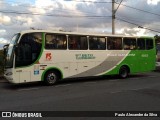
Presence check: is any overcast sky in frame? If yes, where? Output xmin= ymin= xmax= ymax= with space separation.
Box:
xmin=0 ymin=0 xmax=160 ymax=48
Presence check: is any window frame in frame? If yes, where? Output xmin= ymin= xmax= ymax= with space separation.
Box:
xmin=107 ymin=37 xmax=122 ymax=50
xmin=45 ymin=33 xmax=67 ymax=50
xmin=123 ymin=37 xmax=137 ymax=50
xmin=146 ymin=38 xmax=154 ymax=50
xmin=137 ymin=38 xmax=146 ymax=50
xmin=89 ymin=36 xmax=106 ymax=50
xmin=68 ymin=35 xmax=88 ymax=50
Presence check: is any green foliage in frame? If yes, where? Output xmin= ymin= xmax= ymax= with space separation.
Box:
xmin=155 ymin=35 xmax=160 ymax=44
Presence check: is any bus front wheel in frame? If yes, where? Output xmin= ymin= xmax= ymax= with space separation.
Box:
xmin=44 ymin=71 xmax=59 ymax=85
xmin=119 ymin=66 xmax=129 ymax=78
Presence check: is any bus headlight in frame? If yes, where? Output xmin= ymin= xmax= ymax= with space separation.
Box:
xmin=6 ymin=72 xmax=13 ymax=76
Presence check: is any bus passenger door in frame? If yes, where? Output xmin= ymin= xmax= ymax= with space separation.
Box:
xmin=15 ymin=33 xmax=42 ymax=83
xmin=15 ymin=42 xmax=32 ymax=83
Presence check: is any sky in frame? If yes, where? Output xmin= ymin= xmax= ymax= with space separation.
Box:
xmin=0 ymin=0 xmax=160 ymax=48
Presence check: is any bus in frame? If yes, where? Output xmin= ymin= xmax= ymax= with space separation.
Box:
xmin=4 ymin=30 xmax=156 ymax=85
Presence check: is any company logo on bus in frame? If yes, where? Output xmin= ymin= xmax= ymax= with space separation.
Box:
xmin=46 ymin=53 xmax=52 ymax=61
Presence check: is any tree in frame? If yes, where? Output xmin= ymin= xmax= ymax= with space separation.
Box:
xmin=154 ymin=35 xmax=160 ymax=44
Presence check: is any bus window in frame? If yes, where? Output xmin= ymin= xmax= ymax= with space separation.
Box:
xmin=45 ymin=34 xmax=67 ymax=49
xmin=68 ymin=35 xmax=88 ymax=50
xmin=15 ymin=33 xmax=42 ymax=67
xmin=123 ymin=38 xmax=136 ymax=50
xmin=137 ymin=38 xmax=145 ymax=50
xmin=89 ymin=37 xmax=106 ymax=50
xmin=146 ymin=39 xmax=153 ymax=50
xmin=107 ymin=37 xmax=122 ymax=50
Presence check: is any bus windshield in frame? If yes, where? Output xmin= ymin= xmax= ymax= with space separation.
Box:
xmin=5 ymin=33 xmax=20 ymax=68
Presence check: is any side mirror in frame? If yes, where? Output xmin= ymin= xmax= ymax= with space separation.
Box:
xmin=3 ymin=44 xmax=9 ymax=55
xmin=3 ymin=48 xmax=6 ymax=56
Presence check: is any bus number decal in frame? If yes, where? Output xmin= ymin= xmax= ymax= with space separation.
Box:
xmin=141 ymin=54 xmax=148 ymax=58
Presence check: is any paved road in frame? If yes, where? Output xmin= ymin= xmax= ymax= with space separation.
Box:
xmin=0 ymin=71 xmax=160 ymax=119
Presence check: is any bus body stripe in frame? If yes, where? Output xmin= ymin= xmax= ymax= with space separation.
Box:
xmin=68 ymin=51 xmax=130 ymax=78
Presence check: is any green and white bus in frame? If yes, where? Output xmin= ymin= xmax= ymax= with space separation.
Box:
xmin=4 ymin=30 xmax=156 ymax=85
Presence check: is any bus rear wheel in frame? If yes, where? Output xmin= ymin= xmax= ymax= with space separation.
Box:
xmin=119 ymin=66 xmax=129 ymax=78
xmin=44 ymin=71 xmax=59 ymax=85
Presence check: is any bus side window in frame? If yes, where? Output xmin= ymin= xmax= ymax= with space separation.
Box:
xmin=123 ymin=38 xmax=136 ymax=50
xmin=56 ymin=35 xmax=67 ymax=49
xmin=89 ymin=37 xmax=97 ymax=50
xmin=89 ymin=37 xmax=106 ymax=50
xmin=45 ymin=34 xmax=67 ymax=49
xmin=107 ymin=37 xmax=122 ymax=50
xmin=146 ymin=39 xmax=153 ymax=50
xmin=80 ymin=37 xmax=88 ymax=50
xmin=137 ymin=38 xmax=145 ymax=50
xmin=68 ymin=35 xmax=88 ymax=50
xmin=68 ymin=36 xmax=78 ymax=50
xmin=45 ymin=34 xmax=57 ymax=49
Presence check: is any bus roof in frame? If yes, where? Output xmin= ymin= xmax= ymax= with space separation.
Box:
xmin=18 ymin=30 xmax=154 ymax=39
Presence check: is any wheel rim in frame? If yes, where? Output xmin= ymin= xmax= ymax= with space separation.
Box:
xmin=120 ymin=67 xmax=128 ymax=78
xmin=47 ymin=73 xmax=56 ymax=84
xmin=121 ymin=70 xmax=127 ymax=77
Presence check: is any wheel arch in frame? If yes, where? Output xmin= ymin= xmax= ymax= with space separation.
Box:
xmin=41 ymin=67 xmax=63 ymax=81
xmin=118 ymin=64 xmax=130 ymax=78
xmin=119 ymin=64 xmax=130 ymax=74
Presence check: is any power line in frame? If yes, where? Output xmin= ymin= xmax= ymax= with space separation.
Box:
xmin=115 ymin=2 xmax=160 ymax=17
xmin=71 ymin=0 xmax=112 ymax=3
xmin=114 ymin=0 xmax=124 ymax=13
xmin=116 ymin=17 xmax=160 ymax=33
xmin=2 ymin=0 xmax=160 ymax=34
xmin=4 ymin=0 xmax=112 ymax=4
xmin=116 ymin=17 xmax=141 ymax=26
xmin=116 ymin=14 xmax=149 ymax=25
xmin=3 ymin=0 xmax=160 ymax=18
xmin=4 ymin=0 xmax=160 ymax=18
xmin=0 ymin=10 xmax=112 ymax=18
xmin=112 ymin=0 xmax=124 ymax=34
xmin=0 ymin=1 xmax=112 ymax=18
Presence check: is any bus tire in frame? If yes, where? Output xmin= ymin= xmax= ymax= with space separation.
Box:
xmin=44 ymin=71 xmax=59 ymax=85
xmin=119 ymin=66 xmax=129 ymax=78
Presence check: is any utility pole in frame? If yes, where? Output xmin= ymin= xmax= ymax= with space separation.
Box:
xmin=112 ymin=0 xmax=115 ymax=34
